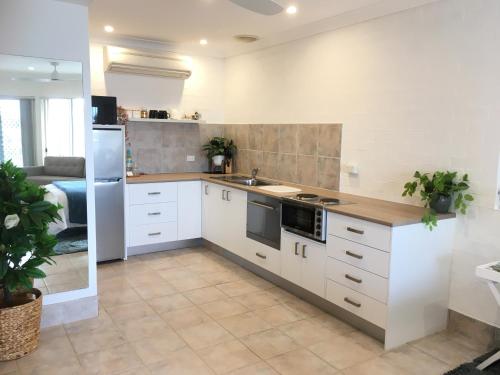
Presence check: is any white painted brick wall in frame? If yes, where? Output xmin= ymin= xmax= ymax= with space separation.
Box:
xmin=224 ymin=0 xmax=500 ymax=326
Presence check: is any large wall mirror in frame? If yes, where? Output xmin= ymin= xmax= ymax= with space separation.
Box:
xmin=0 ymin=54 xmax=88 ymax=294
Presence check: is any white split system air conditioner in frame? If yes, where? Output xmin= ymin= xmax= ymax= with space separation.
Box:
xmin=104 ymin=46 xmax=192 ymax=79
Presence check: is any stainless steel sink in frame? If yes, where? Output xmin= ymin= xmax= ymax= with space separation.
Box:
xmin=210 ymin=175 xmax=279 ymax=187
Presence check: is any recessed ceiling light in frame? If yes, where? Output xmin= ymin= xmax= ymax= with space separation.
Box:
xmin=200 ymin=39 xmax=208 ymax=45
xmin=104 ymin=25 xmax=114 ymax=33
xmin=286 ymin=5 xmax=297 ymax=14
xmin=27 ymin=66 xmax=35 ymax=71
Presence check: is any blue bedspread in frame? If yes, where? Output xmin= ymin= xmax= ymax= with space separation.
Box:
xmin=53 ymin=180 xmax=87 ymax=225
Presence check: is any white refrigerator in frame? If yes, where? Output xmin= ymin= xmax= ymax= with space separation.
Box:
xmin=93 ymin=125 xmax=125 ymax=262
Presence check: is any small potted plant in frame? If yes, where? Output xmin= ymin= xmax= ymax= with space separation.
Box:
xmin=202 ymin=137 xmax=226 ymax=170
xmin=402 ymin=170 xmax=473 ymax=229
xmin=0 ymin=160 xmax=61 ymax=361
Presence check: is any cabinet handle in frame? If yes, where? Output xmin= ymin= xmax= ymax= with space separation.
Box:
xmin=294 ymin=242 xmax=299 ymax=255
xmin=302 ymin=244 xmax=307 ymax=259
xmin=148 ymin=192 xmax=161 ymax=196
xmin=346 ymin=250 xmax=363 ymax=260
xmin=344 ymin=297 xmax=361 ymax=308
xmin=148 ymin=232 xmax=161 ymax=236
xmin=222 ymin=190 xmax=226 ymax=200
xmin=204 ymin=185 xmax=208 ymax=195
xmin=345 ymin=274 xmax=362 ymax=284
xmin=256 ymin=252 xmax=267 ymax=259
xmin=248 ymin=200 xmax=275 ymax=210
xmin=346 ymin=226 xmax=364 ymax=235
xmin=148 ymin=212 xmax=161 ymax=216
xmin=226 ymin=190 xmax=231 ymax=201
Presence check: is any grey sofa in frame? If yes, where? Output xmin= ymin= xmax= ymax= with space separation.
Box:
xmin=23 ymin=156 xmax=86 ymax=186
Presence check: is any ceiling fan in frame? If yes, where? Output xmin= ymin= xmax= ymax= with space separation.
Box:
xmin=229 ymin=0 xmax=283 ymax=15
xmin=13 ymin=62 xmax=79 ymax=82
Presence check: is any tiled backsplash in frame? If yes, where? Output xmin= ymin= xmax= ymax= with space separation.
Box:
xmin=127 ymin=121 xmax=223 ymax=174
xmin=224 ymin=124 xmax=342 ymax=190
xmin=127 ymin=121 xmax=342 ymax=190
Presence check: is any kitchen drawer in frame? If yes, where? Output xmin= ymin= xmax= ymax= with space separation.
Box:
xmin=327 ymin=235 xmax=390 ymax=278
xmin=328 ymin=213 xmax=391 ymax=252
xmin=326 ymin=258 xmax=388 ymax=303
xmin=326 ymin=280 xmax=386 ymax=328
xmin=129 ymin=202 xmax=177 ymax=226
xmin=129 ymin=222 xmax=177 ymax=247
xmin=129 ymin=183 xmax=177 ymax=205
xmin=246 ymin=240 xmax=281 ymax=275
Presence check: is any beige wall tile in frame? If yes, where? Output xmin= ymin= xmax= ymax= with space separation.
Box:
xmin=296 ymin=155 xmax=318 ymax=186
xmin=262 ymin=125 xmax=280 ymax=152
xmin=297 ymin=124 xmax=318 ymax=156
xmin=247 ymin=150 xmax=264 ymax=172
xmin=278 ymin=154 xmax=297 ymax=183
xmin=318 ymin=157 xmax=340 ymax=190
xmin=249 ymin=124 xmax=263 ymax=150
xmin=235 ymin=124 xmax=250 ymax=149
xmin=318 ymin=124 xmax=342 ymax=158
xmin=261 ymin=152 xmax=279 ymax=179
xmin=279 ymin=124 xmax=297 ymax=154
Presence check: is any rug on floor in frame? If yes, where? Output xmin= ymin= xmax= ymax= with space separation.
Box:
xmin=445 ymin=349 xmax=500 ymax=374
xmin=54 ymin=227 xmax=88 ymax=255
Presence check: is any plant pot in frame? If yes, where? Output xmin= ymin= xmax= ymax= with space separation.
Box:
xmin=430 ymin=194 xmax=452 ymax=214
xmin=212 ymin=155 xmax=224 ymax=167
xmin=0 ymin=289 xmax=42 ymax=361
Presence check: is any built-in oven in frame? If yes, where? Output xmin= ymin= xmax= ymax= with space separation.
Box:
xmin=281 ymin=199 xmax=326 ymax=242
xmin=247 ymin=192 xmax=281 ymax=250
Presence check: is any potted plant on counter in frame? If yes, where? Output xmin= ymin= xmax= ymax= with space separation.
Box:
xmin=202 ymin=137 xmax=237 ymax=174
xmin=402 ymin=170 xmax=473 ymax=230
xmin=0 ymin=160 xmax=61 ymax=361
xmin=224 ymin=139 xmax=237 ymax=174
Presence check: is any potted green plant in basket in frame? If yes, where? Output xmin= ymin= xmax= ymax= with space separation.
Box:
xmin=402 ymin=170 xmax=473 ymax=230
xmin=0 ymin=160 xmax=61 ymax=361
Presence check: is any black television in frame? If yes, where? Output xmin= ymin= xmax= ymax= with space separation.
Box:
xmin=91 ymin=95 xmax=117 ymax=125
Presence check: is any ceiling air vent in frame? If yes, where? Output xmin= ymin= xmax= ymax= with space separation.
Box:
xmin=234 ymin=35 xmax=259 ymax=43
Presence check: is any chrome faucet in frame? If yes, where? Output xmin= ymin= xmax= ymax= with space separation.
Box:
xmin=251 ymin=168 xmax=259 ymax=180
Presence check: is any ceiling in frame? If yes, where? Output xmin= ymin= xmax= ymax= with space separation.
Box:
xmin=0 ymin=54 xmax=82 ymax=77
xmin=89 ymin=0 xmax=440 ymax=57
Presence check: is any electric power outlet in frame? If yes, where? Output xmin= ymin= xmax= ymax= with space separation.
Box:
xmin=186 ymin=155 xmax=196 ymax=162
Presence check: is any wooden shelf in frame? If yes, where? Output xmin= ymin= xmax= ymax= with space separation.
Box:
xmin=128 ymin=118 xmax=206 ymax=125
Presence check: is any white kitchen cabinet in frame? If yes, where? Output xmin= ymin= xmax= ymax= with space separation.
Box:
xmin=178 ymin=181 xmax=202 ymax=240
xmin=281 ymin=230 xmax=326 ymax=298
xmin=326 ymin=212 xmax=456 ymax=350
xmin=202 ymin=182 xmax=247 ymax=257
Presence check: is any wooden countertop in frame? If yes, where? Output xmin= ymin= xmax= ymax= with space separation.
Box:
xmin=127 ymin=173 xmax=455 ymax=227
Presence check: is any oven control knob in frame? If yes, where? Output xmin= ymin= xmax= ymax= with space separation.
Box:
xmin=316 ymin=231 xmax=322 ymax=236
xmin=317 ymin=210 xmax=322 ymax=216
xmin=316 ymin=217 xmax=322 ymax=223
xmin=316 ymin=224 xmax=321 ymax=230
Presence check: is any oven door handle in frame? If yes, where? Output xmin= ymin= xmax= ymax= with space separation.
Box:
xmin=248 ymin=200 xmax=276 ymax=210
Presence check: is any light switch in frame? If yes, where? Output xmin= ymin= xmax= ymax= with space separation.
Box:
xmin=187 ymin=155 xmax=196 ymax=162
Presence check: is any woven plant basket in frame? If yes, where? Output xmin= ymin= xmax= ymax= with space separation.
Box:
xmin=0 ymin=289 xmax=42 ymax=361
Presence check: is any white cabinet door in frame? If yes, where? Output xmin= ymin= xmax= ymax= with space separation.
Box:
xmin=281 ymin=231 xmax=302 ymax=287
xmin=178 ymin=181 xmax=202 ymax=240
xmin=202 ymin=182 xmax=222 ymax=245
xmin=220 ymin=187 xmax=247 ymax=257
xmin=300 ymin=239 xmax=326 ymax=298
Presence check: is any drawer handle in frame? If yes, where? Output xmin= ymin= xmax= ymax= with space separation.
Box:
xmin=148 ymin=232 xmax=161 ymax=236
xmin=344 ymin=297 xmax=361 ymax=308
xmin=204 ymin=185 xmax=208 ymax=195
xmin=256 ymin=252 xmax=267 ymax=259
xmin=148 ymin=212 xmax=161 ymax=216
xmin=294 ymin=242 xmax=299 ymax=256
xmin=345 ymin=274 xmax=362 ymax=284
xmin=346 ymin=250 xmax=363 ymax=260
xmin=346 ymin=226 xmax=364 ymax=235
xmin=222 ymin=190 xmax=226 ymax=200
xmin=226 ymin=190 xmax=231 ymax=201
xmin=302 ymin=244 xmax=307 ymax=259
xmin=148 ymin=192 xmax=161 ymax=196
xmin=248 ymin=200 xmax=275 ymax=210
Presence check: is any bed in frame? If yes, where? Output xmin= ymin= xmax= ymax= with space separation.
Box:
xmin=44 ymin=181 xmax=87 ymax=235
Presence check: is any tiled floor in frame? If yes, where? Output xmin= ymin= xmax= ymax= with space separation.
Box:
xmin=1 ymin=246 xmax=485 ymax=375
xmin=34 ymin=252 xmax=88 ymax=295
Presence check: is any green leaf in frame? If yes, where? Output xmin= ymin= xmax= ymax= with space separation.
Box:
xmin=25 ymin=268 xmax=46 ymax=279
